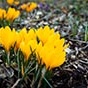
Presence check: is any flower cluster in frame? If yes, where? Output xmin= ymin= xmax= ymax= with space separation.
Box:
xmin=0 ymin=25 xmax=68 ymax=69
xmin=20 ymin=2 xmax=37 ymax=12
xmin=0 ymin=7 xmax=20 ymax=22
xmin=36 ymin=26 xmax=68 ymax=69
xmin=7 ymin=0 xmax=19 ymax=5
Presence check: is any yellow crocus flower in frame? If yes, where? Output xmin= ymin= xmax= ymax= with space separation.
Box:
xmin=28 ymin=39 xmax=37 ymax=52
xmin=14 ymin=1 xmax=20 ymax=5
xmin=15 ymin=28 xmax=27 ymax=50
xmin=0 ymin=8 xmax=6 ymax=19
xmin=0 ymin=26 xmax=16 ymax=52
xmin=20 ymin=2 xmax=37 ymax=12
xmin=19 ymin=41 xmax=31 ymax=60
xmin=25 ymin=29 xmax=36 ymax=42
xmin=36 ymin=26 xmax=54 ymax=44
xmin=19 ymin=39 xmax=37 ymax=60
xmin=26 ymin=2 xmax=37 ymax=12
xmin=36 ymin=42 xmax=43 ymax=62
xmin=20 ymin=4 xmax=27 ymax=10
xmin=6 ymin=7 xmax=20 ymax=22
xmin=7 ymin=0 xmax=14 ymax=5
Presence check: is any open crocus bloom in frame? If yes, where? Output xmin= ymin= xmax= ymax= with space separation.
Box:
xmin=0 ymin=26 xmax=16 ymax=52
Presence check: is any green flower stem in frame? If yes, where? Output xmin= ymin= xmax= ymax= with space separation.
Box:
xmin=37 ymin=74 xmax=43 ymax=88
xmin=31 ymin=63 xmax=40 ymax=88
xmin=37 ymin=67 xmax=53 ymax=88
xmin=31 ymin=66 xmax=47 ymax=88
xmin=22 ymin=61 xmax=36 ymax=79
xmin=17 ymin=50 xmax=21 ymax=78
xmin=0 ymin=19 xmax=10 ymax=27
xmin=43 ymin=77 xmax=53 ymax=88
xmin=7 ymin=51 xmax=10 ymax=66
xmin=85 ymin=24 xmax=88 ymax=41
xmin=37 ymin=67 xmax=46 ymax=88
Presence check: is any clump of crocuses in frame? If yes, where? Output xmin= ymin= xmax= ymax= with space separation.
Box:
xmin=0 ymin=26 xmax=68 ymax=87
xmin=0 ymin=7 xmax=20 ymax=22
